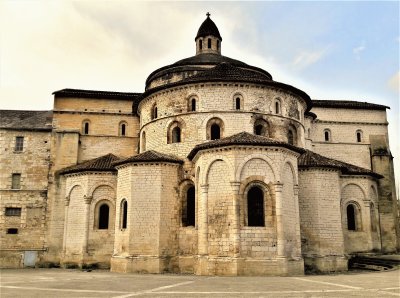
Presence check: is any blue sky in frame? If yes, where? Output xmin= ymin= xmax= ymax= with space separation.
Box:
xmin=0 ymin=1 xmax=399 ymax=189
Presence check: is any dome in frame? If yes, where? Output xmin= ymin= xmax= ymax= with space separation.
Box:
xmin=195 ymin=14 xmax=222 ymax=41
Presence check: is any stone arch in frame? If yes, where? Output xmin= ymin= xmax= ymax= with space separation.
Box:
xmin=231 ymin=91 xmax=245 ymax=110
xmin=88 ymin=183 xmax=115 ymax=199
xmin=66 ymin=184 xmax=85 ymax=201
xmin=82 ymin=119 xmax=91 ymax=135
xmin=280 ymin=160 xmax=298 ymax=185
xmin=93 ymin=199 xmax=114 ymax=230
xmin=235 ymin=153 xmax=276 ymax=182
xmin=187 ymin=93 xmax=200 ymax=112
xmin=238 ymin=157 xmax=275 ymax=184
xmin=166 ymin=117 xmax=186 ymax=144
xmin=179 ymin=179 xmax=196 ymax=227
xmin=341 ymin=183 xmax=366 ymax=202
xmin=343 ymin=200 xmax=363 ymax=231
xmin=203 ymin=157 xmax=234 ymax=185
xmin=118 ymin=121 xmax=128 ymax=136
xmin=369 ymin=185 xmax=378 ymax=203
xmin=201 ymin=115 xmax=227 ymax=140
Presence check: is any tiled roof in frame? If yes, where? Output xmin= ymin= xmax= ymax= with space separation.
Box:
xmin=195 ymin=15 xmax=222 ymax=40
xmin=298 ymin=150 xmax=383 ymax=178
xmin=58 ymin=154 xmax=120 ymax=175
xmin=53 ymin=88 xmax=141 ymax=101
xmin=0 ymin=110 xmax=53 ymax=131
xmin=312 ymin=100 xmax=388 ymax=110
xmin=188 ymin=132 xmax=305 ymax=160
xmin=112 ymin=150 xmax=183 ymax=167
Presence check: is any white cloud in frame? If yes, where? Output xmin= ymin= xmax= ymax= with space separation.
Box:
xmin=388 ymin=71 xmax=400 ymax=93
xmin=292 ymin=47 xmax=331 ymax=69
xmin=353 ymin=42 xmax=366 ymax=60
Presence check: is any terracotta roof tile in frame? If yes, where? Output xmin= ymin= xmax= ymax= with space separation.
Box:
xmin=113 ymin=150 xmax=183 ymax=167
xmin=188 ymin=131 xmax=305 ymax=160
xmin=312 ymin=100 xmax=388 ymax=110
xmin=0 ymin=110 xmax=53 ymax=131
xmin=298 ymin=150 xmax=383 ymax=178
xmin=53 ymin=88 xmax=141 ymax=101
xmin=58 ymin=153 xmax=120 ymax=175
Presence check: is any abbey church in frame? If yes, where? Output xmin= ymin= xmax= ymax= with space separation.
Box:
xmin=0 ymin=15 xmax=398 ymax=275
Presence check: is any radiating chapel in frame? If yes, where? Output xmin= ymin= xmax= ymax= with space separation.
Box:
xmin=0 ymin=15 xmax=398 ymax=275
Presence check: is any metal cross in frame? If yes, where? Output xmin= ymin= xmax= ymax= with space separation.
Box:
xmin=206 ymin=12 xmax=210 ymax=17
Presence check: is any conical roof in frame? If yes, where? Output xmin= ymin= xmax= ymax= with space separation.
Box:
xmin=195 ymin=15 xmax=222 ymax=40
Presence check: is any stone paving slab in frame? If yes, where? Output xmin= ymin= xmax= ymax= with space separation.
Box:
xmin=0 ymin=268 xmax=399 ymax=297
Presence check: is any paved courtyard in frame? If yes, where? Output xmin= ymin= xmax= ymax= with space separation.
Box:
xmin=0 ymin=268 xmax=399 ymax=297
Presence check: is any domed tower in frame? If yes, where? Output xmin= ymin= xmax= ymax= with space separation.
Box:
xmin=195 ymin=13 xmax=222 ymax=55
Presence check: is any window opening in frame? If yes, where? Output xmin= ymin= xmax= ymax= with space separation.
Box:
xmin=347 ymin=204 xmax=356 ymax=231
xmin=199 ymin=40 xmax=203 ymax=50
xmin=84 ymin=122 xmax=89 ymax=135
xmin=122 ymin=200 xmax=128 ymax=229
xmin=15 ymin=137 xmax=24 ymax=152
xmin=98 ymin=204 xmax=110 ymax=229
xmin=255 ymin=125 xmax=263 ymax=136
xmin=120 ymin=124 xmax=126 ymax=136
xmin=235 ymin=97 xmax=241 ymax=110
xmin=141 ymin=131 xmax=146 ymax=152
xmin=356 ymin=131 xmax=362 ymax=142
xmin=7 ymin=228 xmax=18 ymax=234
xmin=370 ymin=203 xmax=376 ymax=231
xmin=208 ymin=38 xmax=211 ymax=49
xmin=191 ymin=98 xmax=196 ymax=111
xmin=275 ymin=101 xmax=280 ymax=114
xmin=288 ymin=130 xmax=294 ymax=145
xmin=211 ymin=124 xmax=220 ymax=140
xmin=217 ymin=40 xmax=220 ymax=50
xmin=324 ymin=130 xmax=330 ymax=141
xmin=5 ymin=207 xmax=21 ymax=216
xmin=247 ymin=186 xmax=264 ymax=226
xmin=183 ymin=186 xmax=195 ymax=227
xmin=172 ymin=127 xmax=181 ymax=143
xmin=11 ymin=174 xmax=21 ymax=189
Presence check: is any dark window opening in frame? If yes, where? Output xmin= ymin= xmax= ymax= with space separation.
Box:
xmin=235 ymin=97 xmax=241 ymax=110
xmin=347 ymin=204 xmax=356 ymax=231
xmin=191 ymin=98 xmax=196 ymax=111
xmin=183 ymin=186 xmax=195 ymax=227
xmin=288 ymin=130 xmax=294 ymax=145
xmin=208 ymin=38 xmax=211 ymax=49
xmin=248 ymin=186 xmax=264 ymax=226
xmin=98 ymin=204 xmax=109 ymax=229
xmin=199 ymin=40 xmax=203 ymax=50
xmin=7 ymin=228 xmax=18 ymax=234
xmin=275 ymin=102 xmax=280 ymax=114
xmin=211 ymin=124 xmax=220 ymax=140
xmin=121 ymin=124 xmax=126 ymax=136
xmin=15 ymin=136 xmax=24 ymax=152
xmin=122 ymin=201 xmax=128 ymax=229
xmin=153 ymin=107 xmax=158 ymax=119
xmin=141 ymin=132 xmax=146 ymax=151
xmin=217 ymin=40 xmax=220 ymax=50
xmin=357 ymin=132 xmax=362 ymax=142
xmin=84 ymin=122 xmax=89 ymax=135
xmin=5 ymin=207 xmax=21 ymax=216
xmin=324 ymin=130 xmax=330 ymax=141
xmin=11 ymin=174 xmax=21 ymax=189
xmin=172 ymin=127 xmax=181 ymax=143
xmin=255 ymin=125 xmax=263 ymax=136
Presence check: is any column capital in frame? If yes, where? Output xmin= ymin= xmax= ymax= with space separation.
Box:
xmin=84 ymin=195 xmax=93 ymax=204
xmin=273 ymin=182 xmax=283 ymax=192
xmin=64 ymin=197 xmax=70 ymax=206
xmin=230 ymin=181 xmax=241 ymax=191
xmin=293 ymin=184 xmax=300 ymax=196
xmin=200 ymin=184 xmax=209 ymax=193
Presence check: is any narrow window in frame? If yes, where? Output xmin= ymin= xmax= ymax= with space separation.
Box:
xmin=347 ymin=204 xmax=356 ymax=231
xmin=98 ymin=204 xmax=109 ymax=229
xmin=275 ymin=101 xmax=280 ymax=114
xmin=235 ymin=97 xmax=241 ymax=110
xmin=211 ymin=124 xmax=220 ymax=140
xmin=370 ymin=203 xmax=376 ymax=231
xmin=356 ymin=131 xmax=362 ymax=142
xmin=208 ymin=38 xmax=211 ymax=49
xmin=141 ymin=131 xmax=146 ymax=152
xmin=183 ymin=186 xmax=195 ymax=227
xmin=83 ymin=122 xmax=89 ymax=135
xmin=248 ymin=186 xmax=264 ymax=226
xmin=121 ymin=200 xmax=128 ymax=229
xmin=324 ymin=130 xmax=330 ymax=142
xmin=7 ymin=228 xmax=18 ymax=234
xmin=172 ymin=127 xmax=181 ymax=143
xmin=191 ymin=98 xmax=196 ymax=112
xmin=5 ymin=207 xmax=21 ymax=216
xmin=11 ymin=174 xmax=21 ymax=189
xmin=288 ymin=130 xmax=294 ymax=145
xmin=152 ymin=106 xmax=158 ymax=119
xmin=217 ymin=40 xmax=220 ymax=50
xmin=15 ymin=136 xmax=24 ymax=152
xmin=120 ymin=123 xmax=126 ymax=136
xmin=199 ymin=40 xmax=203 ymax=50
xmin=255 ymin=125 xmax=263 ymax=136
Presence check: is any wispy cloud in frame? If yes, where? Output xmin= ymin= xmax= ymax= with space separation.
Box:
xmin=292 ymin=46 xmax=331 ymax=69
xmin=388 ymin=71 xmax=400 ymax=93
xmin=353 ymin=42 xmax=366 ymax=60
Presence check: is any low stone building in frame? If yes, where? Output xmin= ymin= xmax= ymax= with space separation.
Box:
xmin=0 ymin=15 xmax=398 ymax=275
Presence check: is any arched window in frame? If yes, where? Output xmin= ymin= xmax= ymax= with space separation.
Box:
xmin=98 ymin=204 xmax=109 ymax=229
xmin=191 ymin=98 xmax=196 ymax=112
xmin=288 ymin=130 xmax=294 ymax=145
xmin=83 ymin=121 xmax=90 ymax=135
xmin=182 ymin=186 xmax=195 ymax=227
xmin=370 ymin=203 xmax=376 ymax=231
xmin=172 ymin=126 xmax=181 ymax=143
xmin=254 ymin=119 xmax=269 ymax=137
xmin=119 ymin=122 xmax=127 ymax=136
xmin=151 ymin=104 xmax=158 ymax=120
xmin=324 ymin=129 xmax=331 ymax=142
xmin=347 ymin=204 xmax=356 ymax=231
xmin=236 ymin=97 xmax=241 ymax=110
xmin=356 ymin=130 xmax=362 ymax=143
xmin=199 ymin=39 xmax=203 ymax=50
xmin=247 ymin=186 xmax=264 ymax=226
xmin=211 ymin=124 xmax=220 ymax=140
xmin=141 ymin=131 xmax=146 ymax=152
xmin=208 ymin=38 xmax=211 ymax=49
xmin=121 ymin=200 xmax=128 ymax=229
xmin=275 ymin=99 xmax=281 ymax=114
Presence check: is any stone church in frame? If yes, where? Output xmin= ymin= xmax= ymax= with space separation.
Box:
xmin=1 ymin=15 xmax=398 ymax=275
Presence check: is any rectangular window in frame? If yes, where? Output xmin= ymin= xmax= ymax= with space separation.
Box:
xmin=5 ymin=207 xmax=21 ymax=216
xmin=11 ymin=173 xmax=21 ymax=189
xmin=15 ymin=136 xmax=24 ymax=152
xmin=7 ymin=228 xmax=18 ymax=234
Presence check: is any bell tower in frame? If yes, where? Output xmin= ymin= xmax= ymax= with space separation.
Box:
xmin=195 ymin=13 xmax=222 ymax=55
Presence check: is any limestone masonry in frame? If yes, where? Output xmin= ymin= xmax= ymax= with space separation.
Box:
xmin=0 ymin=15 xmax=398 ymax=275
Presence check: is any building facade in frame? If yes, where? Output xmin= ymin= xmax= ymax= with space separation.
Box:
xmin=0 ymin=15 xmax=398 ymax=275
